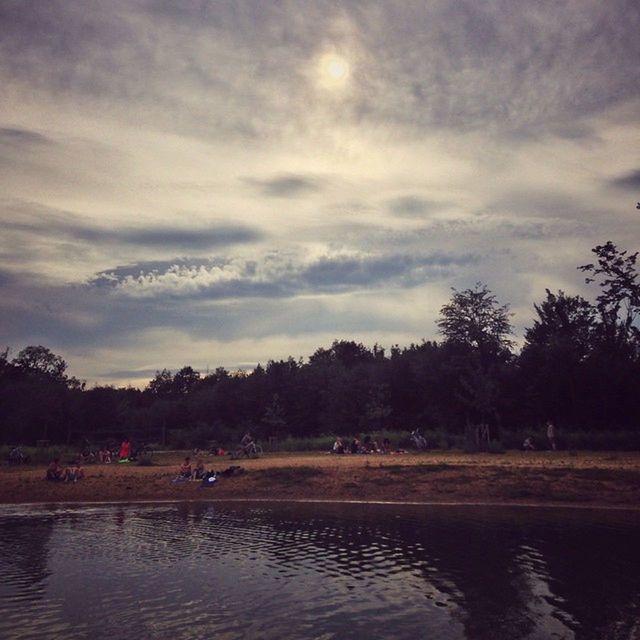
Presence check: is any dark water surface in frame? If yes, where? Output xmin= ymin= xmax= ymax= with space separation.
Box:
xmin=0 ymin=502 xmax=639 ymax=640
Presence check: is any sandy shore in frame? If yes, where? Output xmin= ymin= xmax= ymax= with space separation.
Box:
xmin=1 ymin=450 xmax=640 ymax=508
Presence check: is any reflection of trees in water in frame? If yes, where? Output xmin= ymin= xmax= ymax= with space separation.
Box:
xmin=235 ymin=503 xmax=640 ymax=640
xmin=251 ymin=504 xmax=539 ymax=639
xmin=0 ymin=514 xmax=54 ymax=601
xmin=526 ymin=511 xmax=640 ymax=640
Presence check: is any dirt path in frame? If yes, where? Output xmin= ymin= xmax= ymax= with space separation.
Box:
xmin=2 ymin=450 xmax=639 ymax=507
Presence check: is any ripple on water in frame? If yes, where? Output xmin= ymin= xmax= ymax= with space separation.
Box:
xmin=0 ymin=503 xmax=639 ymax=640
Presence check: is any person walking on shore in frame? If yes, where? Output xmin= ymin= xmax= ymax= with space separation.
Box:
xmin=546 ymin=421 xmax=557 ymax=451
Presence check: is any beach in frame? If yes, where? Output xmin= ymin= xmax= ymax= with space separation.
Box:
xmin=1 ymin=450 xmax=640 ymax=507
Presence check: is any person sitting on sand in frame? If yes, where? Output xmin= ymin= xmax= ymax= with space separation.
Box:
xmin=523 ymin=436 xmax=535 ymax=451
xmin=381 ymin=437 xmax=391 ymax=454
xmin=350 ymin=438 xmax=360 ymax=454
xmin=192 ymin=459 xmax=206 ymax=480
xmin=171 ymin=457 xmax=193 ymax=484
xmin=179 ymin=457 xmax=192 ymax=478
xmin=332 ymin=437 xmax=344 ymax=454
xmin=99 ymin=446 xmax=112 ymax=464
xmin=64 ymin=462 xmax=84 ymax=483
xmin=46 ymin=458 xmax=64 ymax=481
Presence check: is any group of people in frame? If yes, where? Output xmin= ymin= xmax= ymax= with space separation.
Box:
xmin=94 ymin=439 xmax=133 ymax=464
xmin=523 ymin=421 xmax=558 ymax=451
xmin=173 ymin=456 xmax=210 ymax=482
xmin=45 ymin=458 xmax=85 ymax=483
xmin=172 ymin=456 xmax=245 ymax=486
xmin=332 ymin=435 xmax=394 ymax=455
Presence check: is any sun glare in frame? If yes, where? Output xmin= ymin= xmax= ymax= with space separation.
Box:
xmin=319 ymin=53 xmax=350 ymax=87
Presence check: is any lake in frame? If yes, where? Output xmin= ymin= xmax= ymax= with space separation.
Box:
xmin=0 ymin=502 xmax=638 ymax=639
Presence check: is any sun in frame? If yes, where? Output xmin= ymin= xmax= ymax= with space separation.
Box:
xmin=319 ymin=53 xmax=350 ymax=87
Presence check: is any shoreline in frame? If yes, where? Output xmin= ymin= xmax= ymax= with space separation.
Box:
xmin=2 ymin=498 xmax=640 ymax=512
xmin=2 ymin=450 xmax=639 ymax=508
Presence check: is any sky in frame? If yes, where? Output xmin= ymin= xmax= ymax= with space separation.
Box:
xmin=1 ymin=0 xmax=639 ymax=388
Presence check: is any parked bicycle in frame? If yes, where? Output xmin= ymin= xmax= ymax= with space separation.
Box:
xmin=231 ymin=440 xmax=263 ymax=459
xmin=130 ymin=442 xmax=154 ymax=462
xmin=6 ymin=446 xmax=31 ymax=465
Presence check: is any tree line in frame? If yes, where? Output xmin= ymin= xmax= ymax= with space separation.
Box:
xmin=1 ymin=240 xmax=639 ymax=448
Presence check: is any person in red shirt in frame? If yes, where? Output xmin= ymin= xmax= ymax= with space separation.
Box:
xmin=118 ymin=439 xmax=130 ymax=461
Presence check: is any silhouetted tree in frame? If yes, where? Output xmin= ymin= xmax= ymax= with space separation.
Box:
xmin=172 ymin=366 xmax=201 ymax=395
xmin=13 ymin=345 xmax=67 ymax=383
xmin=578 ymin=241 xmax=640 ymax=347
xmin=146 ymin=369 xmax=174 ymax=398
xmin=437 ymin=284 xmax=515 ymax=435
xmin=437 ymin=283 xmax=514 ymax=361
xmin=520 ymin=290 xmax=597 ymax=427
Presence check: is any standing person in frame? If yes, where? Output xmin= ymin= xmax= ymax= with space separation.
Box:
xmin=240 ymin=432 xmax=254 ymax=455
xmin=546 ymin=421 xmax=557 ymax=451
xmin=118 ymin=438 xmax=130 ymax=461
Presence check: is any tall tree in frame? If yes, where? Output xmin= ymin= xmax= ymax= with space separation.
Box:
xmin=437 ymin=283 xmax=514 ymax=361
xmin=524 ymin=289 xmax=596 ymax=359
xmin=437 ymin=284 xmax=515 ymax=434
xmin=520 ymin=290 xmax=597 ymax=427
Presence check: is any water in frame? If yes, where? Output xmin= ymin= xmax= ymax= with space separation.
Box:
xmin=0 ymin=502 xmax=639 ymax=640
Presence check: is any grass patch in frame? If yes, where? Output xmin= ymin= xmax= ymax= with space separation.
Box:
xmin=379 ymin=463 xmax=453 ymax=475
xmin=257 ymin=465 xmax=325 ymax=483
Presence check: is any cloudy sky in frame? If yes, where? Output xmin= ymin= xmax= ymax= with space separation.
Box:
xmin=1 ymin=0 xmax=639 ymax=387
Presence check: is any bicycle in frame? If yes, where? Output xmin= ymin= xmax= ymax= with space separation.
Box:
xmin=131 ymin=443 xmax=154 ymax=462
xmin=231 ymin=441 xmax=263 ymax=460
xmin=7 ymin=446 xmax=32 ymax=465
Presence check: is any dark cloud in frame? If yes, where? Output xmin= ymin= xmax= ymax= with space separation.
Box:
xmin=245 ymin=174 xmax=324 ymax=198
xmin=4 ymin=204 xmax=264 ymax=250
xmin=301 ymin=253 xmax=477 ymax=289
xmin=610 ymin=169 xmax=640 ymax=190
xmin=112 ymin=226 xmax=262 ymax=249
xmin=0 ymin=268 xmax=17 ymax=287
xmin=485 ymin=190 xmax=592 ymax=220
xmin=98 ymin=367 xmax=169 ymax=380
xmin=0 ymin=127 xmax=51 ymax=146
xmin=387 ymin=196 xmax=445 ymax=217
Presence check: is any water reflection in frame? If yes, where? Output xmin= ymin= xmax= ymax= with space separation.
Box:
xmin=0 ymin=503 xmax=638 ymax=640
